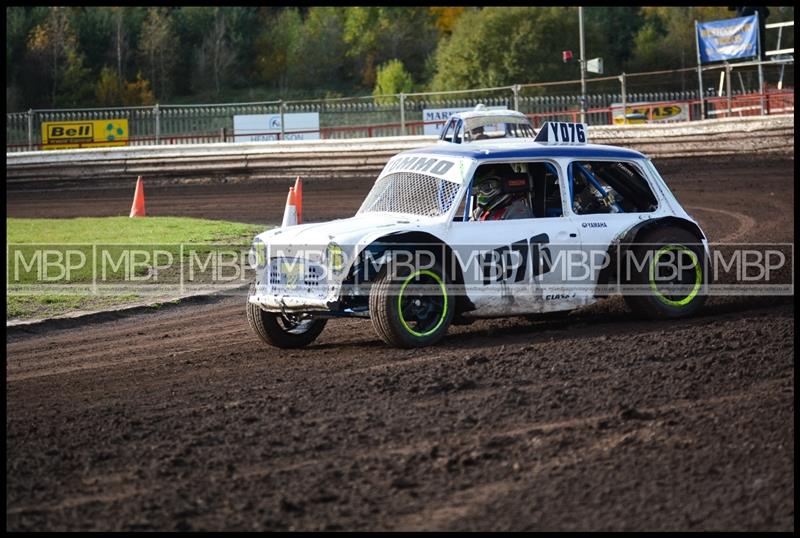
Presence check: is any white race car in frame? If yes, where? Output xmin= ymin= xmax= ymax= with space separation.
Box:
xmin=438 ymin=106 xmax=535 ymax=144
xmin=247 ymin=122 xmax=709 ymax=348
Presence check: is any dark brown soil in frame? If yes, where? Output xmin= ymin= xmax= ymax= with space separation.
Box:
xmin=5 ymin=155 xmax=794 ymax=531
xmin=6 ymin=176 xmax=371 ymax=226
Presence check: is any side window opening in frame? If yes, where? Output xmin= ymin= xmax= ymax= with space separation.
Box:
xmin=462 ymin=161 xmax=563 ymax=221
xmin=570 ymin=160 xmax=657 ymax=215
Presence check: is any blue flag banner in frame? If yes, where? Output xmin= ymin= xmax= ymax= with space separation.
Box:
xmin=696 ymin=15 xmax=759 ymax=63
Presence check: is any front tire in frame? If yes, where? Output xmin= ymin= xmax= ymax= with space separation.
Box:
xmin=623 ymin=226 xmax=707 ymax=319
xmin=369 ymin=261 xmax=454 ymax=348
xmin=246 ymin=286 xmax=327 ymax=348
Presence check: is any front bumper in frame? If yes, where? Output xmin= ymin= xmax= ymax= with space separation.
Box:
xmin=249 ymin=256 xmax=342 ymax=313
xmin=248 ymin=293 xmax=336 ymax=313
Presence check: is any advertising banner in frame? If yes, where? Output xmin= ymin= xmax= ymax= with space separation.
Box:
xmin=41 ymin=119 xmax=129 ymax=150
xmin=233 ymin=113 xmax=320 ymax=142
xmin=611 ymin=102 xmax=690 ymax=124
xmin=696 ymin=15 xmax=759 ymax=63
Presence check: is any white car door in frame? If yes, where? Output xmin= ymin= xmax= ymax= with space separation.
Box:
xmin=565 ymin=158 xmax=661 ymax=295
xmin=443 ymin=160 xmax=584 ymax=316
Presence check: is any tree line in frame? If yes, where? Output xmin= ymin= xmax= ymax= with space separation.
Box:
xmin=6 ymin=6 xmax=793 ymax=111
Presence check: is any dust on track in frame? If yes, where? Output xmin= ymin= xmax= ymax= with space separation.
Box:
xmin=5 ymin=154 xmax=794 ymax=531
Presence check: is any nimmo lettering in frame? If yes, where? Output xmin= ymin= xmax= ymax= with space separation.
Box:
xmin=409 ymin=157 xmax=439 ymax=173
xmin=387 ymin=156 xmax=455 ymax=177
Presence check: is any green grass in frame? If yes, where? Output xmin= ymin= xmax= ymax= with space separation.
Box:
xmin=7 ymin=216 xmax=262 ymax=245
xmin=7 ymin=217 xmax=266 ymax=321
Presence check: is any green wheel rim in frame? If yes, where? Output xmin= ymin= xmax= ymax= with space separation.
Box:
xmin=397 ymin=270 xmax=448 ymax=337
xmin=649 ymin=244 xmax=702 ymax=307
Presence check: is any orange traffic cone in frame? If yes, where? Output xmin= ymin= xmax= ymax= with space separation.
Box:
xmin=281 ymin=187 xmax=297 ymax=227
xmin=129 ymin=176 xmax=146 ymax=217
xmin=293 ymin=176 xmax=303 ymax=224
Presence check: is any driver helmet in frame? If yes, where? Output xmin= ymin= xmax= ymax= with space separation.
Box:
xmin=474 ymin=174 xmax=510 ymax=212
xmin=469 ymin=125 xmax=486 ymax=141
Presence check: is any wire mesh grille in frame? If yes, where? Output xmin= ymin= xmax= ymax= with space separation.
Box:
xmin=265 ymin=257 xmax=327 ymax=299
xmin=357 ymin=172 xmax=461 ymax=217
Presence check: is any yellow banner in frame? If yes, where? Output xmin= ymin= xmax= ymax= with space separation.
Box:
xmin=612 ymin=103 xmax=688 ymax=125
xmin=41 ymin=119 xmax=129 ymax=150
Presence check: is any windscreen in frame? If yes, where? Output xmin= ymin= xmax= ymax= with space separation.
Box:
xmin=463 ymin=118 xmax=535 ymax=141
xmin=357 ymin=172 xmax=461 ymax=217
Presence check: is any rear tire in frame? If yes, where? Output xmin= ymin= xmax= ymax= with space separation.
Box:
xmin=246 ymin=285 xmax=327 ymax=348
xmin=369 ymin=261 xmax=453 ymax=348
xmin=623 ymin=226 xmax=707 ymax=320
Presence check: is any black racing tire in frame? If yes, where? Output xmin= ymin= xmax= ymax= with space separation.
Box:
xmin=623 ymin=226 xmax=707 ymax=320
xmin=369 ymin=260 xmax=454 ymax=348
xmin=246 ymin=285 xmax=327 ymax=349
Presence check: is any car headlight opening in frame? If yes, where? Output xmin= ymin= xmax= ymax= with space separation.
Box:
xmin=326 ymin=242 xmax=345 ymax=274
xmin=249 ymin=239 xmax=267 ymax=269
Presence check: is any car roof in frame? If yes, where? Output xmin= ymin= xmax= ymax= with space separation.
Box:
xmin=451 ymin=109 xmax=532 ymax=132
xmin=410 ymin=139 xmax=647 ymax=161
xmin=452 ymin=109 xmax=528 ymax=120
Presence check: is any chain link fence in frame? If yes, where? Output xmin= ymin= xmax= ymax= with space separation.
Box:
xmin=6 ymin=62 xmax=794 ymax=152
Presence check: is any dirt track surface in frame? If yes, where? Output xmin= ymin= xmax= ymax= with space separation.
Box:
xmin=6 ymin=155 xmax=795 ymax=531
xmin=6 ymin=176 xmax=370 ymax=226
